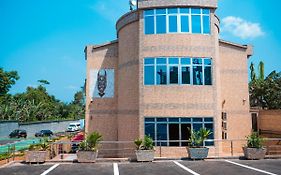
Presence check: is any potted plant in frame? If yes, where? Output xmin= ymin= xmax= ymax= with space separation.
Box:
xmin=134 ymin=135 xmax=154 ymax=162
xmin=76 ymin=131 xmax=102 ymax=163
xmin=25 ymin=138 xmax=49 ymax=163
xmin=187 ymin=128 xmax=211 ymax=160
xmin=243 ymin=132 xmax=266 ymax=160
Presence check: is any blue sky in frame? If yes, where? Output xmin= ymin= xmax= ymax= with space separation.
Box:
xmin=0 ymin=0 xmax=280 ymax=102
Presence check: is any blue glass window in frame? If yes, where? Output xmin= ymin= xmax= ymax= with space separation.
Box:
xmin=180 ymin=8 xmax=189 ymax=14
xmin=204 ymin=59 xmax=212 ymax=65
xmin=156 ymin=58 xmax=166 ymax=64
xmin=144 ymin=10 xmax=154 ymax=16
xmin=169 ymin=58 xmax=179 ymax=64
xmin=193 ymin=58 xmax=202 ymax=65
xmin=145 ymin=16 xmax=155 ymax=34
xmin=203 ymin=16 xmax=210 ymax=34
xmin=144 ymin=58 xmax=154 ymax=64
xmin=156 ymin=15 xmax=166 ymax=34
xmin=157 ymin=123 xmax=167 ymax=146
xmin=181 ymin=118 xmax=191 ymax=122
xmin=145 ymin=123 xmax=155 ymax=140
xmin=204 ymin=118 xmax=213 ymax=122
xmin=156 ymin=9 xmax=166 ymax=14
xmin=169 ymin=66 xmax=178 ymax=84
xmin=145 ymin=118 xmax=155 ymax=122
xmin=168 ymin=8 xmax=178 ymax=14
xmin=193 ymin=66 xmax=203 ymax=85
xmin=156 ymin=65 xmax=167 ymax=85
xmin=204 ymin=66 xmax=212 ymax=85
xmin=191 ymin=8 xmax=201 ymax=14
xmin=202 ymin=9 xmax=210 ymax=15
xmin=180 ymin=16 xmax=189 ymax=32
xmin=144 ymin=66 xmax=154 ymax=85
xmin=157 ymin=118 xmax=167 ymax=122
xmin=182 ymin=66 xmax=191 ymax=84
xmin=181 ymin=58 xmax=191 ymax=64
xmin=193 ymin=123 xmax=203 ymax=132
xmin=169 ymin=15 xmax=178 ymax=32
xmin=192 ymin=15 xmax=201 ymax=33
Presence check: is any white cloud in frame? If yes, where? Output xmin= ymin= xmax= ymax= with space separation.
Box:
xmin=65 ymin=85 xmax=79 ymax=90
xmin=221 ymin=16 xmax=264 ymax=39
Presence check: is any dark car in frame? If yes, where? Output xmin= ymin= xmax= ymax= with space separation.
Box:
xmin=9 ymin=129 xmax=27 ymax=138
xmin=35 ymin=130 xmax=53 ymax=137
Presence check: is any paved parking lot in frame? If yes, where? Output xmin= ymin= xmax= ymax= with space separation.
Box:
xmin=1 ymin=159 xmax=280 ymax=175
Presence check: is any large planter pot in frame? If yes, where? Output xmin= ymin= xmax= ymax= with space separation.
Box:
xmin=77 ymin=151 xmax=98 ymax=163
xmin=25 ymin=151 xmax=47 ymax=163
xmin=243 ymin=147 xmax=266 ymax=160
xmin=135 ymin=150 xmax=154 ymax=162
xmin=187 ymin=147 xmax=209 ymax=160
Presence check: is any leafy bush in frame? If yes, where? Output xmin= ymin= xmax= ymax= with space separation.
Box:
xmin=134 ymin=135 xmax=154 ymax=150
xmin=188 ymin=128 xmax=212 ymax=147
xmin=246 ymin=132 xmax=264 ymax=149
xmin=78 ymin=131 xmax=102 ymax=152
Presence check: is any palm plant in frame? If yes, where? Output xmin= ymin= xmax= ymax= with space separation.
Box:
xmin=246 ymin=132 xmax=264 ymax=149
xmin=189 ymin=128 xmax=212 ymax=147
xmin=79 ymin=131 xmax=102 ymax=152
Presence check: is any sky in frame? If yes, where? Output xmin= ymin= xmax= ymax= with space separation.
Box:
xmin=0 ymin=0 xmax=280 ymax=102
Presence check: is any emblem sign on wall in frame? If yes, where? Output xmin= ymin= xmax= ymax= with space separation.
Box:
xmin=89 ymin=69 xmax=114 ymax=99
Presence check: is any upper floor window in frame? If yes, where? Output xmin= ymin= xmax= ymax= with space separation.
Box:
xmin=144 ymin=8 xmax=210 ymax=35
xmin=144 ymin=57 xmax=212 ymax=86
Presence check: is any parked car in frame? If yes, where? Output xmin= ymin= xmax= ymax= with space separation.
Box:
xmin=71 ymin=132 xmax=84 ymax=152
xmin=35 ymin=130 xmax=53 ymax=137
xmin=9 ymin=129 xmax=27 ymax=138
xmin=67 ymin=122 xmax=81 ymax=132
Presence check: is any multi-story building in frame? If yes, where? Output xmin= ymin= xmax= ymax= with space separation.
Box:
xmin=85 ymin=0 xmax=253 ymax=157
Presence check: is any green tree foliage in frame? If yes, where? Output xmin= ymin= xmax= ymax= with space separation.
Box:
xmin=249 ymin=62 xmax=281 ymax=109
xmin=0 ymin=68 xmax=85 ymax=122
xmin=0 ymin=68 xmax=19 ymax=96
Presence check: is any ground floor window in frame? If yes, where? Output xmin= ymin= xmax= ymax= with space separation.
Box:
xmin=145 ymin=117 xmax=214 ymax=147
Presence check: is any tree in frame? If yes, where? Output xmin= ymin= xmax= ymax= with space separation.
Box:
xmin=249 ymin=62 xmax=281 ymax=109
xmin=0 ymin=68 xmax=19 ymax=96
xmin=38 ymin=79 xmax=50 ymax=86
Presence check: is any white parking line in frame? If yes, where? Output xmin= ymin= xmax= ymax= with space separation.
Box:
xmin=113 ymin=163 xmax=119 ymax=175
xmin=173 ymin=161 xmax=200 ymax=175
xmin=225 ymin=160 xmax=277 ymax=175
xmin=40 ymin=164 xmax=60 ymax=175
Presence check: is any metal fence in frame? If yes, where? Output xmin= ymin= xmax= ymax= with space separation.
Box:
xmin=47 ymin=138 xmax=281 ymax=159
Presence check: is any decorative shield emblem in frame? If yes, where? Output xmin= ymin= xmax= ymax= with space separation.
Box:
xmin=97 ymin=70 xmax=107 ymax=97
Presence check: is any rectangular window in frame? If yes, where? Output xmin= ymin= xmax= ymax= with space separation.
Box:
xmin=169 ymin=15 xmax=178 ymax=33
xmin=182 ymin=66 xmax=190 ymax=84
xmin=144 ymin=66 xmax=155 ymax=85
xmin=180 ymin=15 xmax=189 ymax=32
xmin=145 ymin=123 xmax=155 ymax=140
xmin=156 ymin=15 xmax=166 ymax=34
xmin=156 ymin=65 xmax=167 ymax=85
xmin=157 ymin=123 xmax=167 ymax=146
xmin=203 ymin=16 xmax=210 ymax=34
xmin=169 ymin=66 xmax=178 ymax=84
xmin=204 ymin=66 xmax=212 ymax=85
xmin=144 ymin=117 xmax=214 ymax=147
xmin=144 ymin=16 xmax=155 ymax=34
xmin=191 ymin=15 xmax=201 ymax=33
xmin=193 ymin=66 xmax=203 ymax=85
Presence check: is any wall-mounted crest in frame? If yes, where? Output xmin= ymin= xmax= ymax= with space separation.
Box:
xmin=97 ymin=70 xmax=107 ymax=97
xmin=90 ymin=69 xmax=114 ymax=99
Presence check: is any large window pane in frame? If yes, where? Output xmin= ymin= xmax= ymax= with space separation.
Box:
xmin=191 ymin=8 xmax=201 ymax=14
xmin=145 ymin=16 xmax=155 ymax=34
xmin=182 ymin=66 xmax=190 ymax=84
xmin=181 ymin=58 xmax=191 ymax=64
xmin=145 ymin=123 xmax=155 ymax=140
xmin=204 ymin=123 xmax=214 ymax=146
xmin=169 ymin=66 xmax=178 ymax=84
xmin=144 ymin=10 xmax=154 ymax=16
xmin=157 ymin=123 xmax=167 ymax=146
xmin=204 ymin=66 xmax=212 ymax=85
xmin=156 ymin=15 xmax=166 ymax=34
xmin=168 ymin=8 xmax=178 ymax=14
xmin=180 ymin=15 xmax=189 ymax=32
xmin=203 ymin=16 xmax=210 ymax=34
xmin=156 ymin=65 xmax=167 ymax=85
xmin=193 ymin=123 xmax=203 ymax=131
xmin=193 ymin=66 xmax=203 ymax=85
xmin=169 ymin=15 xmax=178 ymax=32
xmin=156 ymin=58 xmax=166 ymax=64
xmin=144 ymin=66 xmax=155 ymax=85
xmin=156 ymin=9 xmax=166 ymax=14
xmin=144 ymin=58 xmax=154 ymax=64
xmin=192 ymin=15 xmax=201 ymax=33
xmin=169 ymin=58 xmax=179 ymax=64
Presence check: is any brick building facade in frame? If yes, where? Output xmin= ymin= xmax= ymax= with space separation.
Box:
xmin=85 ymin=0 xmax=253 ymax=157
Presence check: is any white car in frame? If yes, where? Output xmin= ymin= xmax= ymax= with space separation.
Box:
xmin=67 ymin=123 xmax=81 ymax=132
